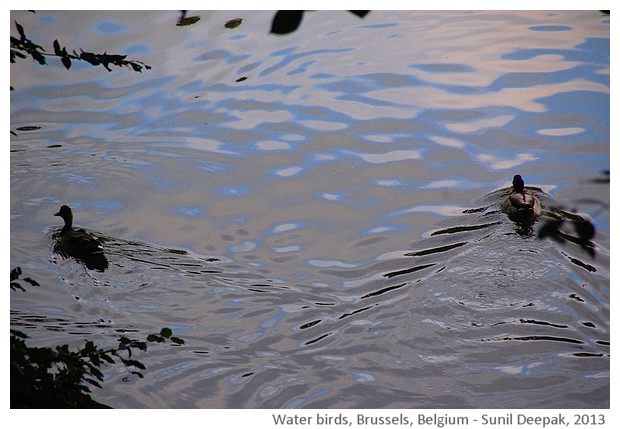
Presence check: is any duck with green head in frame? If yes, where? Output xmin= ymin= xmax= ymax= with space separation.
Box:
xmin=501 ymin=175 xmax=541 ymax=224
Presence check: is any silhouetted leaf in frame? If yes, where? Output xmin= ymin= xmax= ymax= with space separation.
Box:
xmin=23 ymin=277 xmax=40 ymax=286
xmin=160 ymin=327 xmax=172 ymax=338
xmin=171 ymin=336 xmax=185 ymax=345
xmin=10 ymin=49 xmax=26 ymax=63
xmin=131 ymin=371 xmax=145 ymax=378
xmin=147 ymin=334 xmax=164 ymax=343
xmin=11 ymin=22 xmax=46 ymax=64
xmin=349 ymin=11 xmax=370 ymax=18
xmin=10 ymin=267 xmax=39 ymax=291
xmin=271 ymin=11 xmax=304 ymax=34
xmin=53 ymin=39 xmax=72 ymax=69
xmin=15 ymin=21 xmax=26 ymax=40
xmin=99 ymin=353 xmax=115 ymax=364
xmin=270 ymin=10 xmax=369 ymax=34
xmin=84 ymin=378 xmax=102 ymax=388
xmin=10 ymin=282 xmax=25 ymax=292
xmin=177 ymin=16 xmax=201 ymax=26
xmin=53 ymin=39 xmax=62 ymax=55
xmin=10 ymin=267 xmax=22 ymax=281
xmin=122 ymin=359 xmax=146 ymax=370
xmin=118 ymin=336 xmax=132 ymax=347
xmin=225 ymin=18 xmax=243 ymax=29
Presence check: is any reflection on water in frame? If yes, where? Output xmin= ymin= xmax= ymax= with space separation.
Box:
xmin=10 ymin=10 xmax=609 ymax=408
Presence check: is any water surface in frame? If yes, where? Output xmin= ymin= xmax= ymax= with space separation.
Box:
xmin=10 ymin=10 xmax=609 ymax=408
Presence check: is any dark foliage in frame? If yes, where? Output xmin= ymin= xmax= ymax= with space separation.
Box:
xmin=224 ymin=18 xmax=243 ymax=29
xmin=10 ymin=266 xmax=40 ymax=292
xmin=10 ymin=21 xmax=151 ymax=73
xmin=271 ymin=11 xmax=305 ymax=34
xmin=177 ymin=10 xmax=201 ymax=27
xmin=10 ymin=268 xmax=184 ymax=408
xmin=271 ymin=10 xmax=369 ymax=35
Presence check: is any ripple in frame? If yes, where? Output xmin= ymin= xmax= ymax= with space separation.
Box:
xmin=345 ymin=149 xmax=422 ymax=164
xmin=476 ymin=152 xmax=539 ymax=170
xmin=272 ymin=165 xmax=304 ymax=177
xmin=255 ymin=140 xmax=292 ymax=151
xmin=307 ymin=259 xmax=360 ymax=268
xmin=230 ymin=241 xmax=258 ymax=253
xmin=273 ymin=245 xmax=302 ymax=253
xmin=173 ymin=206 xmax=204 ymax=218
xmin=536 ymin=127 xmax=585 ymax=136
xmin=445 ymin=114 xmax=513 ymax=133
xmin=529 ymin=25 xmax=573 ymax=32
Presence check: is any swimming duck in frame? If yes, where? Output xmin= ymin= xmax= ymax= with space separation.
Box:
xmin=501 ymin=175 xmax=541 ymax=223
xmin=53 ymin=205 xmax=108 ymax=271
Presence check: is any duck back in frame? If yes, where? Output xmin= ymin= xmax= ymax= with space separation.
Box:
xmin=501 ymin=190 xmax=541 ymax=224
xmin=54 ymin=228 xmax=108 ymax=271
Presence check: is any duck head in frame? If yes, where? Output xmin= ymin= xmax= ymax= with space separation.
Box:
xmin=54 ymin=205 xmax=73 ymax=229
xmin=512 ymin=174 xmax=525 ymax=192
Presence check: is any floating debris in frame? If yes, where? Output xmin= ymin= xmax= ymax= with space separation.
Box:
xmin=177 ymin=16 xmax=201 ymax=26
xmin=225 ymin=18 xmax=243 ymax=29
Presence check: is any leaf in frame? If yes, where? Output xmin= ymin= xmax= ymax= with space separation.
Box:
xmin=79 ymin=50 xmax=101 ymax=66
xmin=100 ymin=353 xmax=115 ymax=364
xmin=177 ymin=16 xmax=201 ymax=26
xmin=122 ymin=359 xmax=146 ymax=370
xmin=10 ymin=49 xmax=26 ymax=63
xmin=15 ymin=21 xmax=26 ymax=40
xmin=24 ymin=277 xmax=40 ymax=286
xmin=10 ymin=282 xmax=25 ymax=292
xmin=170 ymin=337 xmax=185 ymax=345
xmin=85 ymin=377 xmax=102 ymax=388
xmin=11 ymin=266 xmax=22 ymax=281
xmin=348 ymin=11 xmax=370 ymax=18
xmin=53 ymin=40 xmax=72 ymax=70
xmin=147 ymin=334 xmax=164 ymax=343
xmin=224 ymin=18 xmax=242 ymax=29
xmin=61 ymin=56 xmax=72 ymax=69
xmin=270 ymin=11 xmax=304 ymax=35
xmin=160 ymin=327 xmax=172 ymax=338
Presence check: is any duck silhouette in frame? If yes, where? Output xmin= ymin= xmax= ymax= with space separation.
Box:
xmin=53 ymin=205 xmax=108 ymax=271
xmin=501 ymin=175 xmax=541 ymax=224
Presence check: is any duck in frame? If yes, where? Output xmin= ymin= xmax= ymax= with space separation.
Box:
xmin=53 ymin=205 xmax=108 ymax=271
xmin=500 ymin=174 xmax=541 ymax=224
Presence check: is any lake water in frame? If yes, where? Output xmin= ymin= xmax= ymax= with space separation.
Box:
xmin=10 ymin=10 xmax=609 ymax=408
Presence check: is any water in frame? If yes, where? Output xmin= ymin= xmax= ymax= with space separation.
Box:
xmin=10 ymin=10 xmax=609 ymax=408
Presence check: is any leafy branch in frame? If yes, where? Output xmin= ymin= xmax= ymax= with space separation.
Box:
xmin=10 ymin=21 xmax=151 ymax=73
xmin=11 ymin=328 xmax=183 ymax=408
xmin=10 ymin=266 xmax=40 ymax=291
xmin=10 ymin=268 xmax=184 ymax=408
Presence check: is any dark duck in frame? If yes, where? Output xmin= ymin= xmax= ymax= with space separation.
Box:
xmin=53 ymin=205 xmax=108 ymax=271
xmin=501 ymin=175 xmax=541 ymax=224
